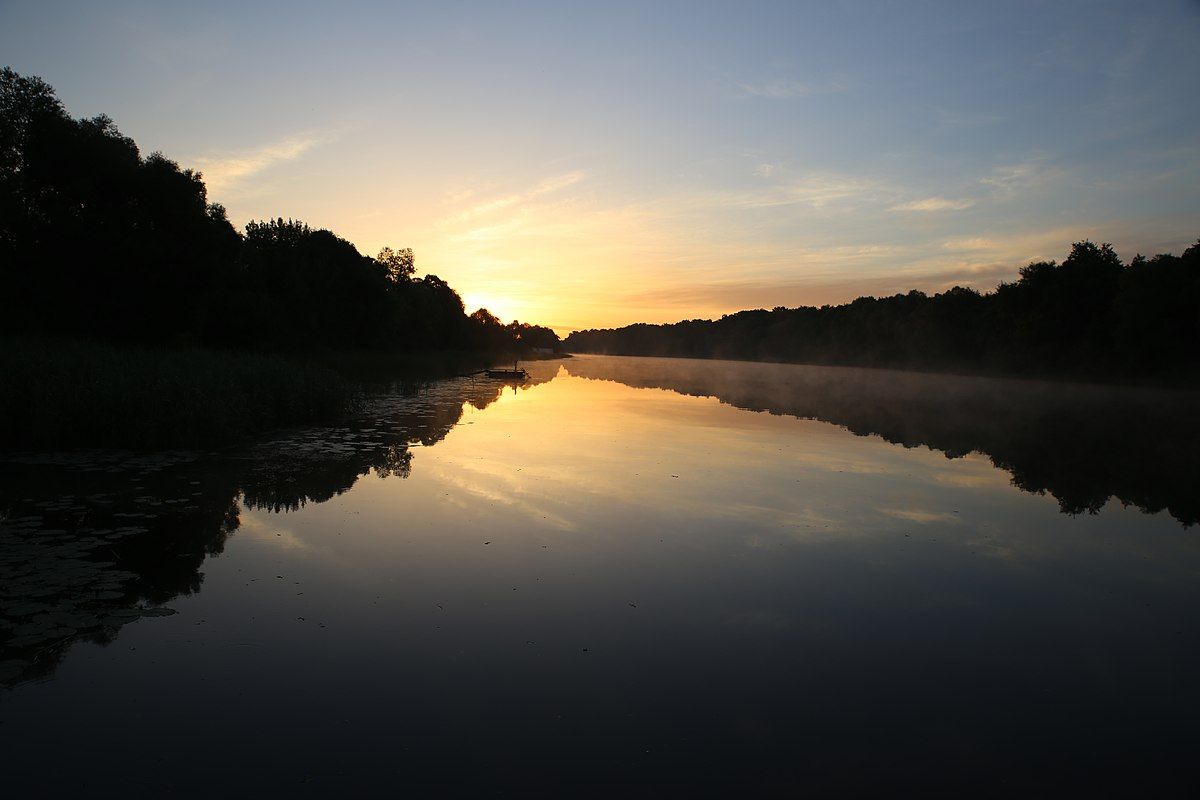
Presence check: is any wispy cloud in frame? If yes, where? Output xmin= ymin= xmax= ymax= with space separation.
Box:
xmin=942 ymin=237 xmax=999 ymax=251
xmin=736 ymin=77 xmax=845 ymax=99
xmin=442 ymin=184 xmax=494 ymax=205
xmin=192 ymin=133 xmax=326 ymax=196
xmin=443 ymin=170 xmax=587 ymax=227
xmin=889 ymin=197 xmax=975 ymax=212
xmin=453 ymin=216 xmax=528 ymax=242
xmin=712 ymin=173 xmax=886 ymax=210
xmin=935 ymin=108 xmax=1003 ymax=128
xmin=532 ymin=171 xmax=587 ymax=194
xmin=980 ymin=161 xmax=1051 ymax=198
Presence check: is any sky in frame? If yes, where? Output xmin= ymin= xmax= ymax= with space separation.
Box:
xmin=2 ymin=0 xmax=1198 ymax=332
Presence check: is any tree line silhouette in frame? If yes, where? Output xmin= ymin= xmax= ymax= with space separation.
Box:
xmin=565 ymin=240 xmax=1199 ymax=383
xmin=0 ymin=68 xmax=557 ymax=354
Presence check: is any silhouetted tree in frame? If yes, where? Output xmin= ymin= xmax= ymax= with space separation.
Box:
xmin=377 ymin=246 xmax=415 ymax=283
xmin=463 ymin=310 xmax=559 ymax=353
xmin=565 ymin=239 xmax=1199 ymax=384
xmin=0 ymin=68 xmax=554 ymax=358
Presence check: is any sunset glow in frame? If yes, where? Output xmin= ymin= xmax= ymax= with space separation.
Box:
xmin=4 ymin=1 xmax=1197 ymax=333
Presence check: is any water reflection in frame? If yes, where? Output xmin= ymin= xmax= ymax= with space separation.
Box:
xmin=0 ymin=374 xmax=548 ymax=685
xmin=236 ymin=375 xmax=549 ymax=512
xmin=2 ymin=358 xmax=1197 ymax=795
xmin=562 ymin=355 xmax=1200 ymax=526
xmin=6 ymin=356 xmax=1194 ymax=686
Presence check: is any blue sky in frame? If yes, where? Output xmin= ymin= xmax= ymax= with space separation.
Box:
xmin=3 ymin=0 xmax=1198 ymax=330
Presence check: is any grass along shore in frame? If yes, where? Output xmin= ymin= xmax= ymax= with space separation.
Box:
xmin=0 ymin=338 xmax=572 ymax=451
xmin=1 ymin=338 xmax=354 ymax=450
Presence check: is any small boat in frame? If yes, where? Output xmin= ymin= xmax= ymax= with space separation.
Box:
xmin=478 ymin=359 xmax=528 ymax=380
xmin=485 ymin=367 xmax=528 ymax=380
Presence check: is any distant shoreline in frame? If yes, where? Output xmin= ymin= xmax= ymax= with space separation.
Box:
xmin=564 ymin=238 xmax=1200 ymax=389
xmin=560 ymin=349 xmax=1199 ymax=390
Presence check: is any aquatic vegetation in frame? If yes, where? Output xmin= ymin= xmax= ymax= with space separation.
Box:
xmin=0 ymin=511 xmax=171 ymax=685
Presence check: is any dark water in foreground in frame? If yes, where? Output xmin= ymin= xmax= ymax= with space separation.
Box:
xmin=2 ymin=355 xmax=1198 ymax=796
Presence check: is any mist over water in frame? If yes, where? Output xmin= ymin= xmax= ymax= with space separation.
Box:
xmin=561 ymin=355 xmax=1200 ymax=525
xmin=2 ymin=355 xmax=1197 ymax=796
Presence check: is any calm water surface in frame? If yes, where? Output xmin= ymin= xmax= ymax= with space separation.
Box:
xmin=2 ymin=355 xmax=1198 ymax=796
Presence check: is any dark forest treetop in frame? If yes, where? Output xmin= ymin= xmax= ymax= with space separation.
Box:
xmin=0 ymin=68 xmax=557 ymax=355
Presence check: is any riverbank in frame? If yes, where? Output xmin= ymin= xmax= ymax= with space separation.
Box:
xmin=0 ymin=338 xmax=350 ymax=450
xmin=0 ymin=338 xmax=556 ymax=451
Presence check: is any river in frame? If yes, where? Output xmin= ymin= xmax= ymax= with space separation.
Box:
xmin=2 ymin=354 xmax=1198 ymax=796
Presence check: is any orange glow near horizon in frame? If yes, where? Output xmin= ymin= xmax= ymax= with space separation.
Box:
xmin=208 ymin=157 xmax=1194 ymax=336
xmin=339 ymin=174 xmax=1196 ymax=335
xmin=7 ymin=2 xmax=1196 ymax=335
